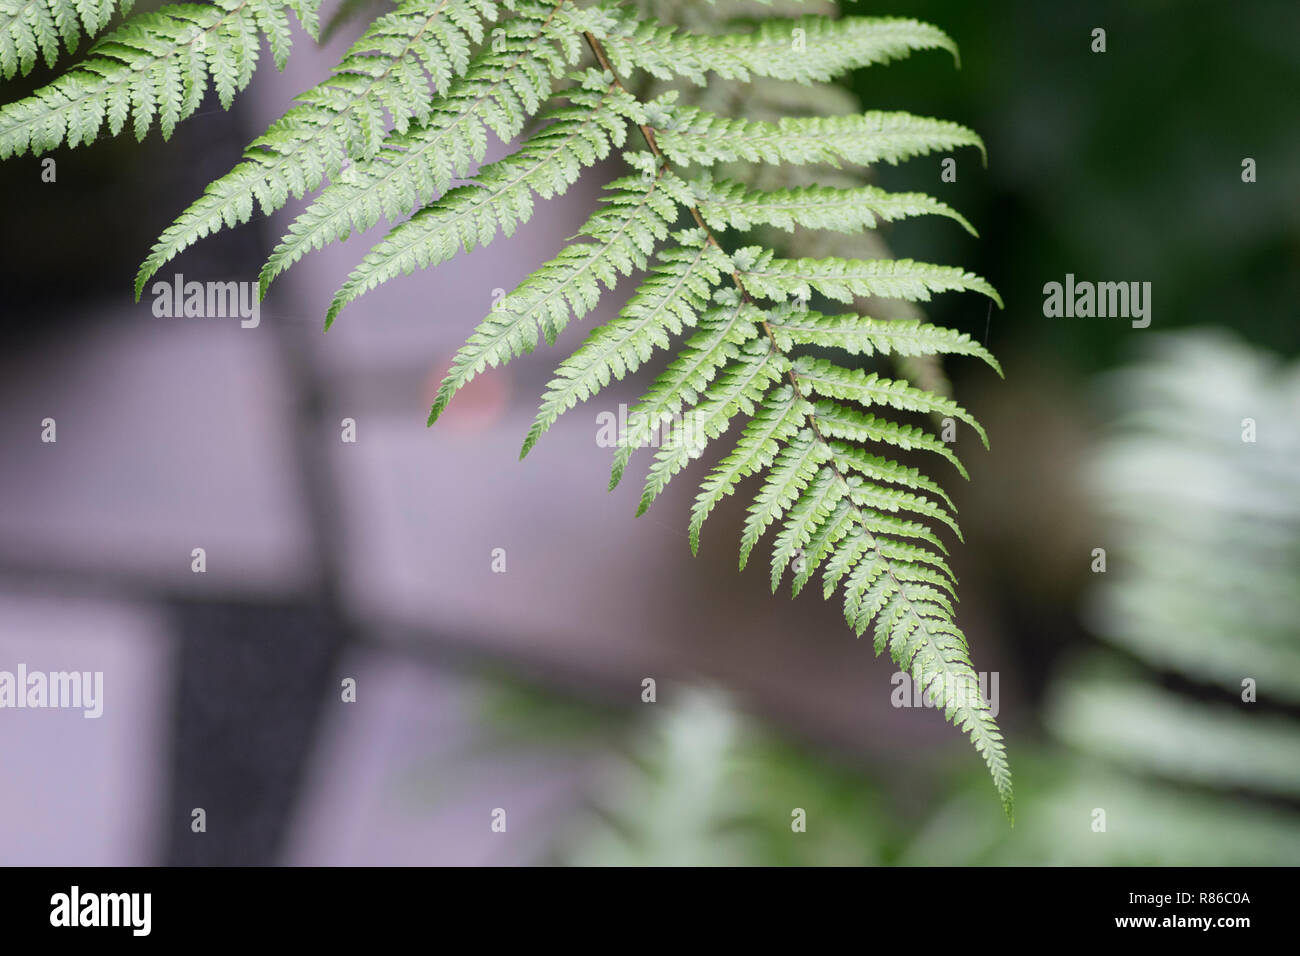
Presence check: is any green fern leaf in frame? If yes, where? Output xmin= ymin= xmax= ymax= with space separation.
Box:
xmin=611 ymin=294 xmax=762 ymax=493
xmin=0 ymin=0 xmax=133 ymax=78
xmin=825 ymin=514 xmax=1010 ymax=816
xmin=427 ymin=165 xmax=691 ymax=425
xmin=688 ymin=383 xmax=812 ymax=555
xmin=134 ymin=0 xmax=498 ymax=296
xmin=826 ymin=529 xmax=956 ymax=596
xmin=0 ymin=0 xmax=320 ymax=159
xmin=323 ymin=73 xmax=636 ymax=323
xmin=693 ymin=177 xmax=977 ymax=237
xmin=638 ymin=342 xmax=788 ymax=517
xmin=655 ymin=108 xmax=986 ymax=169
xmin=266 ymin=80 xmax=639 ymax=302
xmin=827 ymin=440 xmax=955 ymax=511
xmin=738 ymin=427 xmax=826 ymax=570
xmin=738 ymin=253 xmax=1003 ymax=308
xmin=768 ymin=310 xmax=1001 ymax=375
xmin=522 ymin=232 xmax=731 ymax=457
xmin=811 ymin=398 xmax=968 ymax=479
xmin=842 ymin=470 xmax=960 ymax=541
xmin=0 ymin=1 xmax=1017 ymax=819
xmin=771 ymin=464 xmax=847 ymax=591
xmin=796 ymin=357 xmax=988 ymax=447
xmin=789 ymin=496 xmax=854 ymax=596
xmin=601 ymin=15 xmax=959 ymax=85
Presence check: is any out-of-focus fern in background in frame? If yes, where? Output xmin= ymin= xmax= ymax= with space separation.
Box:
xmin=907 ymin=331 xmax=1300 ymax=864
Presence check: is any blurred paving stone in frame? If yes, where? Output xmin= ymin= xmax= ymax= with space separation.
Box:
xmin=0 ymin=586 xmax=171 ymax=865
xmin=283 ymin=647 xmax=591 ymax=865
xmin=0 ymin=311 xmax=313 ymax=596
xmin=329 ymin=406 xmax=678 ymax=673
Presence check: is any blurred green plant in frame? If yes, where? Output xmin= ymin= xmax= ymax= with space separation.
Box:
xmin=480 ymin=684 xmax=895 ymax=866
xmin=907 ymin=330 xmax=1300 ymax=864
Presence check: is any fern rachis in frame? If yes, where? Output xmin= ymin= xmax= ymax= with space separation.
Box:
xmin=0 ymin=0 xmax=1013 ymax=819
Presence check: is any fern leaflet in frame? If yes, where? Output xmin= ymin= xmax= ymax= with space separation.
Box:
xmin=0 ymin=0 xmax=320 ymax=158
xmin=0 ymin=0 xmax=134 ymax=78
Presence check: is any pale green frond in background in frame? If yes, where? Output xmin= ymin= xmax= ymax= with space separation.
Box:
xmin=910 ymin=331 xmax=1300 ymax=861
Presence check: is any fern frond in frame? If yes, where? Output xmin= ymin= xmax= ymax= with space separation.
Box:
xmin=828 ymin=441 xmax=955 ymax=512
xmin=637 ymin=341 xmax=789 ymax=516
xmin=0 ymin=0 xmax=1015 ymax=819
xmin=686 ymin=378 xmax=813 ymax=555
xmin=768 ymin=310 xmax=1000 ymax=375
xmin=795 ymin=357 xmax=988 ymax=447
xmin=0 ymin=0 xmax=320 ymax=159
xmin=522 ymin=232 xmax=731 ymax=457
xmin=812 ymin=399 xmax=968 ymax=478
xmin=600 ymin=15 xmax=958 ymax=85
xmin=265 ymin=78 xmax=639 ymax=303
xmin=850 ymin=532 xmax=957 ymax=588
xmin=427 ymin=165 xmax=691 ymax=425
xmin=645 ymin=288 xmax=1009 ymax=816
xmin=322 ymin=69 xmax=636 ymax=323
xmin=738 ymin=253 xmax=1003 ymax=308
xmin=771 ymin=463 xmax=847 ymax=591
xmin=655 ymin=107 xmax=986 ymax=169
xmin=822 ymin=522 xmax=952 ymax=599
xmin=135 ymin=0 xmax=498 ymax=296
xmin=693 ymin=178 xmax=977 ymax=238
xmin=823 ymin=516 xmax=1011 ymax=816
xmin=611 ymin=294 xmax=762 ymax=492
xmin=0 ymin=0 xmax=133 ymax=78
xmin=737 ymin=426 xmax=825 ymax=569
xmin=789 ymin=496 xmax=854 ymax=596
xmin=839 ymin=464 xmax=960 ymax=540
xmin=843 ymin=504 xmax=950 ymax=556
